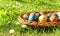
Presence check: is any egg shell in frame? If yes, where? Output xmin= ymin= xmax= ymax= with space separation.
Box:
xmin=35 ymin=13 xmax=40 ymax=21
xmin=39 ymin=15 xmax=47 ymax=23
xmin=49 ymin=13 xmax=58 ymax=22
xmin=49 ymin=16 xmax=58 ymax=22
xmin=34 ymin=15 xmax=38 ymax=21
xmin=30 ymin=13 xmax=35 ymax=15
xmin=47 ymin=13 xmax=52 ymax=22
xmin=52 ymin=13 xmax=58 ymax=18
xmin=47 ymin=13 xmax=52 ymax=18
xmin=40 ymin=12 xmax=45 ymax=15
xmin=56 ymin=12 xmax=60 ymax=21
xmin=35 ymin=13 xmax=40 ymax=16
xmin=28 ymin=13 xmax=36 ymax=21
xmin=23 ymin=14 xmax=29 ymax=20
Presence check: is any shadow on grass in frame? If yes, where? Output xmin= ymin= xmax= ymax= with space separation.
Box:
xmin=37 ymin=26 xmax=57 ymax=33
xmin=20 ymin=25 xmax=60 ymax=34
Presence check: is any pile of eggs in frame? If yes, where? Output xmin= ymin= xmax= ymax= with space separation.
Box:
xmin=22 ymin=12 xmax=60 ymax=23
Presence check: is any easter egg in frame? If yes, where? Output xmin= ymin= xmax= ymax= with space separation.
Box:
xmin=40 ymin=12 xmax=45 ymax=15
xmin=28 ymin=13 xmax=36 ymax=21
xmin=49 ymin=13 xmax=58 ymax=22
xmin=47 ymin=13 xmax=52 ymax=22
xmin=56 ymin=12 xmax=60 ymax=21
xmin=52 ymin=13 xmax=58 ymax=18
xmin=39 ymin=15 xmax=47 ymax=23
xmin=35 ymin=13 xmax=40 ymax=17
xmin=35 ymin=13 xmax=40 ymax=21
xmin=23 ymin=14 xmax=29 ymax=20
xmin=47 ymin=13 xmax=52 ymax=18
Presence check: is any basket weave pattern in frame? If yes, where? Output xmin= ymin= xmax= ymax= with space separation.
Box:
xmin=18 ymin=11 xmax=60 ymax=27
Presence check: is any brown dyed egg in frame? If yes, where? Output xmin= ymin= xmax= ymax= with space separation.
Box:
xmin=49 ymin=15 xmax=58 ymax=22
xmin=39 ymin=15 xmax=47 ymax=23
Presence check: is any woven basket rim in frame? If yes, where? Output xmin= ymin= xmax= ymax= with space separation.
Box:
xmin=18 ymin=11 xmax=60 ymax=27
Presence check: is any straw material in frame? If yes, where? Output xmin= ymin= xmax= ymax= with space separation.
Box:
xmin=18 ymin=11 xmax=60 ymax=27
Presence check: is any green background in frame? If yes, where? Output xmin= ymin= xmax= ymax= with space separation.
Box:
xmin=0 ymin=0 xmax=60 ymax=36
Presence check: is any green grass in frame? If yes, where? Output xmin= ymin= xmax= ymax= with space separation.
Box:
xmin=0 ymin=0 xmax=60 ymax=36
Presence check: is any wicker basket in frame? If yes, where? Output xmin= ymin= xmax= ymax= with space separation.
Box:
xmin=18 ymin=11 xmax=60 ymax=27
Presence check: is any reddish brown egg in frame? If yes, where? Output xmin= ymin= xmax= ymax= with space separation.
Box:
xmin=49 ymin=16 xmax=58 ymax=22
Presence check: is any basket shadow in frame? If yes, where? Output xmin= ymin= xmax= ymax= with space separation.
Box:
xmin=20 ymin=25 xmax=60 ymax=34
xmin=30 ymin=26 xmax=58 ymax=33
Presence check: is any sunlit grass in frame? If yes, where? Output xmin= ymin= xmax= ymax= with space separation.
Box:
xmin=0 ymin=0 xmax=60 ymax=36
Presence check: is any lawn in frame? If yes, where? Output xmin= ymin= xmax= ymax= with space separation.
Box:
xmin=0 ymin=0 xmax=60 ymax=36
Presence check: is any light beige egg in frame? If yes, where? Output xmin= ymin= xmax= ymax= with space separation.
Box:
xmin=39 ymin=15 xmax=47 ymax=23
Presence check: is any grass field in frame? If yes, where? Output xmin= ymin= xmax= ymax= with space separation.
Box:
xmin=0 ymin=0 xmax=60 ymax=36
